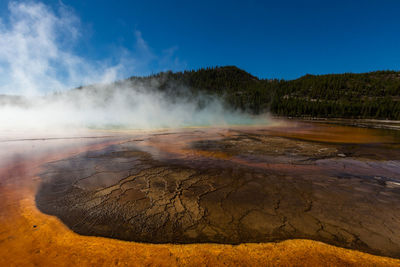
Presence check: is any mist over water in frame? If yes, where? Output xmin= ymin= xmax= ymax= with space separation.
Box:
xmin=0 ymin=83 xmax=270 ymax=132
xmin=0 ymin=1 xmax=269 ymax=134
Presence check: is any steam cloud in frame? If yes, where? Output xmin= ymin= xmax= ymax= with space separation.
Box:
xmin=0 ymin=1 xmax=269 ymax=134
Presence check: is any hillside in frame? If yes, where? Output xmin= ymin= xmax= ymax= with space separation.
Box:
xmin=118 ymin=66 xmax=400 ymax=120
xmin=5 ymin=66 xmax=399 ymax=120
xmin=134 ymin=66 xmax=271 ymax=114
xmin=272 ymin=70 xmax=400 ymax=119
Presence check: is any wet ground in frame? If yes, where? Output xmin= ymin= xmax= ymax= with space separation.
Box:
xmin=34 ymin=122 xmax=400 ymax=258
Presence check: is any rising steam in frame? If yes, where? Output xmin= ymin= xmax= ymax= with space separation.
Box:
xmin=0 ymin=1 xmax=269 ymax=134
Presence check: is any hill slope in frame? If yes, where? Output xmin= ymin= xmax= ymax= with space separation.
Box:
xmin=120 ymin=66 xmax=400 ymax=120
xmin=272 ymin=70 xmax=400 ymax=119
xmin=6 ymin=66 xmax=398 ymax=120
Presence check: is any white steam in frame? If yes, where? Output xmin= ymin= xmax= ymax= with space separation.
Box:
xmin=0 ymin=1 xmax=124 ymax=95
xmin=0 ymin=1 xmax=269 ymax=133
xmin=0 ymin=81 xmax=269 ymax=131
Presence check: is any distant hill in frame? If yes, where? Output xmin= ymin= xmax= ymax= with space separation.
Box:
xmin=271 ymin=70 xmax=400 ymax=120
xmin=124 ymin=66 xmax=270 ymax=114
xmin=5 ymin=66 xmax=400 ymax=120
xmin=117 ymin=66 xmax=400 ymax=120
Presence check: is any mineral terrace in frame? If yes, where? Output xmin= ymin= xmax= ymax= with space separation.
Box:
xmin=36 ymin=127 xmax=400 ymax=258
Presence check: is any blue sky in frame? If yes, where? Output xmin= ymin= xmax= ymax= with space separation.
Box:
xmin=1 ymin=0 xmax=400 ymax=80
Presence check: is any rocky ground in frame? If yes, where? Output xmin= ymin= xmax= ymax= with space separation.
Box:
xmin=36 ymin=127 xmax=400 ymax=258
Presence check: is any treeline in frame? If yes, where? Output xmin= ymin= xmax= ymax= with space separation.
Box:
xmin=271 ymin=71 xmax=400 ymax=119
xmin=124 ymin=66 xmax=400 ymax=120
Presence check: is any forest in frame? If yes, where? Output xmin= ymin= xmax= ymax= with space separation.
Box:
xmin=96 ymin=66 xmax=400 ymax=120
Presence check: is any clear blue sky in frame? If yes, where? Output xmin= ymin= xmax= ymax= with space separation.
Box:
xmin=1 ymin=0 xmax=400 ymax=80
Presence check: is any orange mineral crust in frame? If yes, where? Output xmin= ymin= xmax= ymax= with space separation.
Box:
xmin=1 ymin=123 xmax=400 ymax=266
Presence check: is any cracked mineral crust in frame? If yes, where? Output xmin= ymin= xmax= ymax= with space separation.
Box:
xmin=36 ymin=130 xmax=400 ymax=258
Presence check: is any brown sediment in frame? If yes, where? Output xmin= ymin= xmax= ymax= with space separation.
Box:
xmin=1 ymin=122 xmax=400 ymax=266
xmin=254 ymin=121 xmax=400 ymax=144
